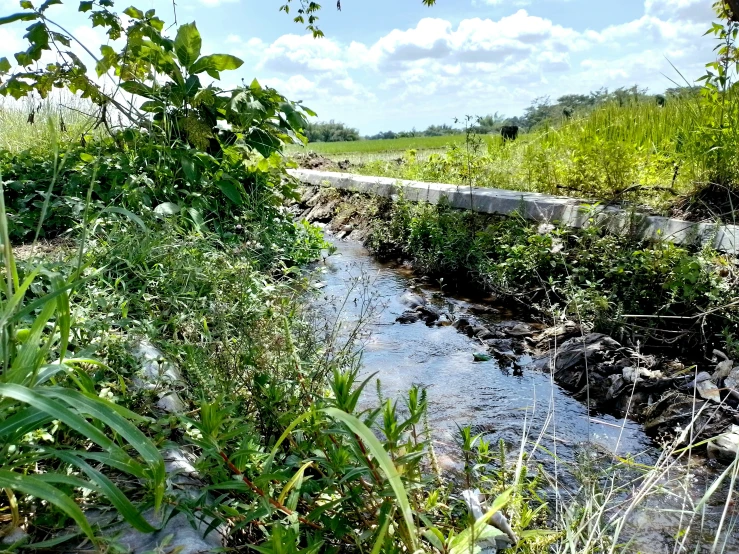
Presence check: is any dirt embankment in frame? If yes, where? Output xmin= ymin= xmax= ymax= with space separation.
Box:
xmin=295 ymin=184 xmax=739 ymax=463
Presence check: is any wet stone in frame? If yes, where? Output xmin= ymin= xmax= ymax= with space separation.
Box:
xmin=396 ymin=311 xmax=421 ymax=324
xmin=712 ymin=359 xmax=735 ymax=382
xmin=707 ymin=425 xmax=739 ymax=462
xmin=452 ymin=318 xmax=470 ymax=330
xmin=505 ymin=323 xmax=533 ymax=337
xmin=697 ymin=380 xmax=721 ymax=403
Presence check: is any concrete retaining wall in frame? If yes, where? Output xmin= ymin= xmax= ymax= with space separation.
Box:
xmin=289 ymin=169 xmax=739 ymax=254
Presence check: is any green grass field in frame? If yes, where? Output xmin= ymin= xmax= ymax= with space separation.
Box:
xmin=295 ymin=96 xmax=739 ymax=215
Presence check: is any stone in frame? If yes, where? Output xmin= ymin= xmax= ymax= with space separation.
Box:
xmin=622 ymin=366 xmax=664 ymax=384
xmin=416 ymin=305 xmax=440 ymax=322
xmin=1 ymin=527 xmax=28 ymax=547
xmin=469 ymin=305 xmax=499 ymax=315
xmin=725 ymin=367 xmax=739 ymax=391
xmin=305 ymin=201 xmax=336 ymax=222
xmin=712 ymin=359 xmax=735 ymax=382
xmin=707 ymin=425 xmax=739 ymax=462
xmin=131 ymin=341 xmax=185 ymax=414
xmin=697 ymin=380 xmax=721 ymax=403
xmin=528 ymin=355 xmax=552 ymax=373
xmin=452 ymin=318 xmax=471 ymax=330
xmin=505 ymin=323 xmax=533 ymax=337
xmin=401 ymin=292 xmax=425 ymax=309
xmin=107 ymin=510 xmax=223 ymax=554
xmin=396 ymin=311 xmax=421 ymax=324
xmin=477 ymin=330 xmax=496 ymax=340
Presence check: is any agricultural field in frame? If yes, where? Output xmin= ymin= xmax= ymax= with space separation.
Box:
xmin=299 ymin=97 xmax=739 ymax=218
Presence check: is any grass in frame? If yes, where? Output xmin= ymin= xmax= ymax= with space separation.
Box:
xmin=298 ymin=94 xmax=739 ymax=215
xmin=0 ymin=95 xmax=98 ymax=153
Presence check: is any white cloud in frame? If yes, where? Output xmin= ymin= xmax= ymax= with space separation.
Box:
xmin=230 ymin=0 xmax=719 ymax=132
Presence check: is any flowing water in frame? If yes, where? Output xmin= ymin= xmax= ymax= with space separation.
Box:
xmin=311 ymin=237 xmax=738 ymax=554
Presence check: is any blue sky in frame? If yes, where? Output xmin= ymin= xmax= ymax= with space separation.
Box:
xmin=0 ymin=0 xmax=719 ymax=134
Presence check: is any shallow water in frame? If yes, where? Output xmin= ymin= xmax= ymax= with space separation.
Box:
xmin=311 ymin=237 xmax=738 ymax=553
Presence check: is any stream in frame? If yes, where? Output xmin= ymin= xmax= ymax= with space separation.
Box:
xmin=312 ymin=237 xmax=738 ymax=553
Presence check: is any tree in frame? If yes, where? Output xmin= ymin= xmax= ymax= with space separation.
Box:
xmin=305 ymin=120 xmax=360 ymax=142
xmin=279 ymin=0 xmax=436 ymax=37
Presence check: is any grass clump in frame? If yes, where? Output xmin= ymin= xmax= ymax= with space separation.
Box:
xmin=358 ymin=192 xmax=739 ymax=351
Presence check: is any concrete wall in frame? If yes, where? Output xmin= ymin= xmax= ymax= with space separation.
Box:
xmin=289 ymin=169 xmax=738 ymax=254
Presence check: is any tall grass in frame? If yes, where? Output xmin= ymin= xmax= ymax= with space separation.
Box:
xmin=331 ymin=93 xmax=739 ymax=213
xmin=0 ymin=94 xmax=97 ymax=153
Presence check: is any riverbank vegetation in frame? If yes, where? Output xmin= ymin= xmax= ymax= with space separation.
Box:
xmin=1 ymin=0 xmax=738 ymax=552
xmin=0 ymin=1 xmax=556 ymax=552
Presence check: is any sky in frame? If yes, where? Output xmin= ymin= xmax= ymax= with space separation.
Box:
xmin=0 ymin=0 xmax=720 ymax=134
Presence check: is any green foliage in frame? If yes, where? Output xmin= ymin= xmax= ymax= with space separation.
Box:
xmin=305 ymin=120 xmax=360 ymax=143
xmin=0 ymin=184 xmax=166 ymax=547
xmin=366 ymin=196 xmax=739 ymax=343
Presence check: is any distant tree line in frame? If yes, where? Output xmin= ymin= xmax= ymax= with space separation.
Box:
xmin=305 ymin=86 xmax=700 ymax=142
xmin=304 ymin=120 xmax=360 ymax=142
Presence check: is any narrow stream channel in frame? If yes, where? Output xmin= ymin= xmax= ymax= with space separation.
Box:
xmin=312 ymin=237 xmax=738 ymax=553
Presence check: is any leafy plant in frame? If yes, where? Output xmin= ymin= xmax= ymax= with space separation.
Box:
xmin=0 ymin=181 xmax=166 ymax=547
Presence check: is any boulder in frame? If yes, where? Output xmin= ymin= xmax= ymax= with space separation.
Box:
xmin=712 ymin=359 xmax=735 ymax=383
xmin=505 ymin=323 xmax=533 ymax=337
xmin=400 ymin=292 xmax=425 ymax=309
xmin=452 ymin=318 xmax=471 ymax=330
xmin=396 ymin=311 xmax=421 ymax=324
xmin=707 ymin=425 xmax=739 ymax=462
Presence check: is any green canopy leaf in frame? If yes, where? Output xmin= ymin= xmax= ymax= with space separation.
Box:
xmin=190 ymin=54 xmax=243 ymax=75
xmin=174 ymin=22 xmax=201 ymax=69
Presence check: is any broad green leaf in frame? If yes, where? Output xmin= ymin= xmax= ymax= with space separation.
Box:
xmin=217 ymin=180 xmax=242 ymax=205
xmin=323 ymin=407 xmax=419 ymax=552
xmin=20 ymin=1 xmax=34 ymax=9
xmin=39 ymin=0 xmax=61 ymax=12
xmin=50 ymin=450 xmax=158 ymax=533
xmin=187 ymin=207 xmax=206 ymax=233
xmin=174 ymin=22 xmax=201 ymax=69
xmin=79 ymin=152 xmax=94 ymax=162
xmin=154 ymin=202 xmax=181 ymax=215
xmin=180 ymin=155 xmax=197 ymax=182
xmin=0 ymin=57 xmax=11 ymax=74
xmin=0 ymin=470 xmax=95 ymax=541
xmin=448 ymin=488 xmax=513 ymax=554
xmin=120 ymin=80 xmax=154 ymax=99
xmin=189 ymin=53 xmax=243 ymax=75
xmin=0 ymin=385 xmax=119 ymax=454
xmin=244 ymin=128 xmax=281 ymax=158
xmin=39 ymin=388 xmax=163 ymax=469
xmin=0 ymin=407 xmax=52 ymax=439
xmin=78 ymin=1 xmax=93 ymax=12
xmin=123 ymin=6 xmax=144 ymax=19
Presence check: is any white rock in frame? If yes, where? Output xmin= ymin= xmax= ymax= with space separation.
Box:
xmin=697 ymin=379 xmax=721 ymax=403
xmin=707 ymin=425 xmax=739 ymax=462
xmin=712 ymin=359 xmax=735 ymax=382
xmin=131 ymin=340 xmax=185 ymax=414
xmin=623 ymin=366 xmax=663 ymax=384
